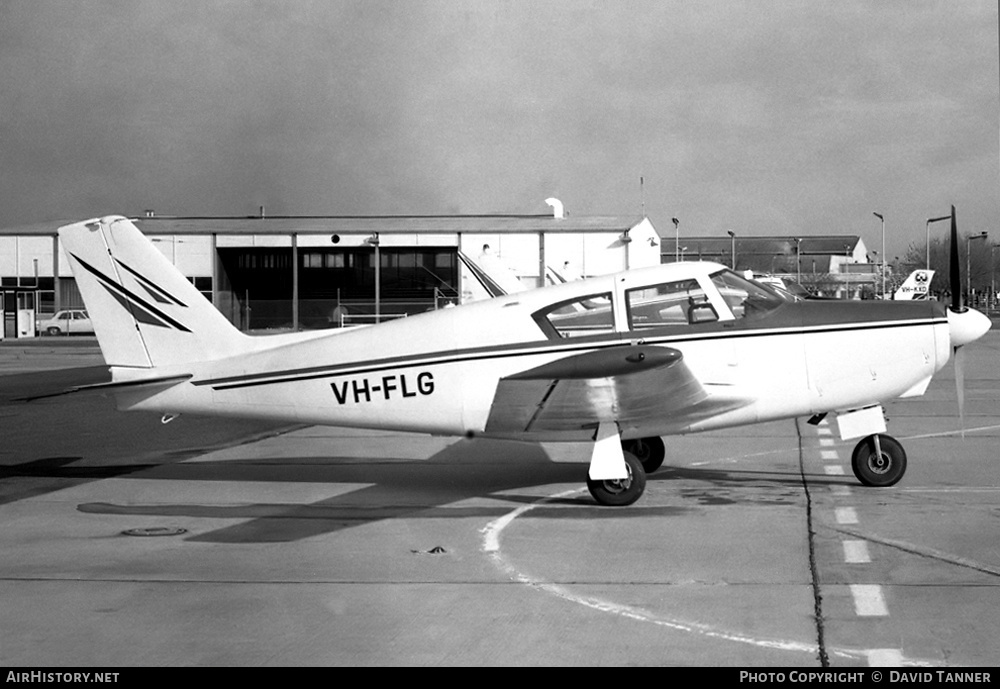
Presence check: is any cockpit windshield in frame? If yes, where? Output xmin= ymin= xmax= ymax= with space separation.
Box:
xmin=710 ymin=269 xmax=786 ymax=320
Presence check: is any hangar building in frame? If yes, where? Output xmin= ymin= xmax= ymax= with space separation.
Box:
xmin=669 ymin=235 xmax=878 ymax=298
xmin=0 ymin=202 xmax=661 ymax=337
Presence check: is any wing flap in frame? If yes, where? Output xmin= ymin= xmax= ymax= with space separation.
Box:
xmin=485 ymin=345 xmax=708 ymax=434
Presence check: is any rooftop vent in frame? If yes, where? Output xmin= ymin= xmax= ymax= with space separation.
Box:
xmin=545 ymin=198 xmax=564 ymax=219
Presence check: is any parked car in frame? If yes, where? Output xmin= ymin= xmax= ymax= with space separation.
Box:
xmin=37 ymin=309 xmax=94 ymax=336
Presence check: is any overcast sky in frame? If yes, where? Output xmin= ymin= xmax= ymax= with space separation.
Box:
xmin=1 ymin=0 xmax=996 ymax=259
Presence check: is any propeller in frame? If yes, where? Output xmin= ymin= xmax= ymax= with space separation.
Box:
xmin=945 ymin=205 xmax=991 ymax=436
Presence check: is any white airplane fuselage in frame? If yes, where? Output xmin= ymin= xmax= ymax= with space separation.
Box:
xmin=56 ymin=214 xmax=992 ymax=504
xmin=112 ymin=264 xmax=951 ymax=442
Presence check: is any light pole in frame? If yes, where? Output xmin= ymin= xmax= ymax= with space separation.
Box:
xmin=795 ymin=238 xmax=802 ymax=284
xmin=967 ymin=232 xmax=988 ymax=307
xmin=672 ymin=218 xmax=680 ymax=262
xmin=926 ymin=214 xmax=950 ymax=271
xmin=873 ymin=212 xmax=885 ymax=298
xmin=367 ymin=233 xmax=381 ymax=323
xmin=844 ymin=243 xmax=852 ymax=299
xmin=727 ymin=230 xmax=736 ymax=269
xmin=991 ymin=243 xmax=1000 ymax=309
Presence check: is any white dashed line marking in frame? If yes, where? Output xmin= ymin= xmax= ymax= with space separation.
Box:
xmin=820 ymin=449 xmax=840 ymax=460
xmin=850 ymin=585 xmax=889 ymax=616
xmin=836 ymin=507 xmax=859 ymax=524
xmin=831 ymin=485 xmax=851 ymax=496
xmin=843 ymin=540 xmax=871 ymax=563
xmin=824 ymin=465 xmax=845 ymax=475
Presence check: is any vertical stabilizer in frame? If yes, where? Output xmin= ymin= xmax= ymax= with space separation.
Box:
xmin=59 ymin=215 xmax=248 ymax=368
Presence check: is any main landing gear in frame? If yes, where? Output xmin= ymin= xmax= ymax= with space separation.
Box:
xmin=586 ymin=450 xmax=646 ymax=507
xmin=622 ymin=436 xmax=666 ymax=473
xmin=851 ymin=433 xmax=907 ymax=487
xmin=586 ymin=427 xmax=664 ymax=506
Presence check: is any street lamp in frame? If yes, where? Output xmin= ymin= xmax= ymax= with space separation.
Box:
xmin=991 ymin=243 xmax=1000 ymax=309
xmin=672 ymin=218 xmax=680 ymax=262
xmin=844 ymin=243 xmax=852 ymax=299
xmin=727 ymin=230 xmax=736 ymax=269
xmin=367 ymin=233 xmax=381 ymax=323
xmin=926 ymin=214 xmax=951 ymax=271
xmin=873 ymin=212 xmax=885 ymax=298
xmin=794 ymin=238 xmax=802 ymax=284
xmin=967 ymin=232 xmax=988 ymax=307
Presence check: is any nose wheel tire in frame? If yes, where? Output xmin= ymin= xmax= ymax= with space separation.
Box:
xmin=622 ymin=436 xmax=666 ymax=473
xmin=851 ymin=433 xmax=906 ymax=487
xmin=587 ymin=451 xmax=647 ymax=506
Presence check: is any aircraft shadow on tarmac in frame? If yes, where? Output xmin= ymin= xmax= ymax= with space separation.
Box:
xmin=4 ymin=366 xmax=848 ymax=544
xmin=66 ymin=439 xmax=843 ymax=544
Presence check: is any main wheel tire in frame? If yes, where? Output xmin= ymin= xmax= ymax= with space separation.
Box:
xmin=851 ymin=434 xmax=907 ymax=487
xmin=47 ymin=326 xmax=61 ymax=336
xmin=622 ymin=436 xmax=666 ymax=473
xmin=587 ymin=451 xmax=647 ymax=506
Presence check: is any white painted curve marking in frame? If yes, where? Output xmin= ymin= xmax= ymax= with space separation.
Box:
xmin=480 ymin=488 xmax=884 ymax=662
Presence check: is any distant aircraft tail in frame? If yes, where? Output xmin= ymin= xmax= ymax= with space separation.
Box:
xmin=58 ymin=215 xmax=249 ymax=369
xmin=457 ymin=249 xmax=526 ymax=297
xmin=892 ymin=269 xmax=934 ymax=301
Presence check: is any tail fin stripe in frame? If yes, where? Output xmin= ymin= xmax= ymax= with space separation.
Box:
xmin=114 ymin=259 xmax=188 ymax=307
xmin=70 ymin=252 xmax=192 ymax=333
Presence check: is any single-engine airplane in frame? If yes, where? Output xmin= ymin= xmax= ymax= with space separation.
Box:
xmin=56 ymin=209 xmax=990 ymax=506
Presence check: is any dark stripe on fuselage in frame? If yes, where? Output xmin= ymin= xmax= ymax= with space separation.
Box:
xmin=193 ymin=300 xmax=948 ymax=391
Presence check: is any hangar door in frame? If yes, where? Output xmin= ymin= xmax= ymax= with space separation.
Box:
xmin=217 ymin=247 xmax=458 ymax=330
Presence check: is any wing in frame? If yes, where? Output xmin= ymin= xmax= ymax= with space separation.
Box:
xmin=484 ymin=344 xmax=714 ymax=435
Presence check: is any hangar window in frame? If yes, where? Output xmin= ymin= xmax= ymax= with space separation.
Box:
xmin=187 ymin=276 xmax=213 ymax=302
xmin=533 ymin=292 xmax=615 ymax=339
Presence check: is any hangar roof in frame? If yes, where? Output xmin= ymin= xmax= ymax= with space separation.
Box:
xmin=0 ymin=214 xmax=647 ymax=236
xmin=672 ymin=235 xmax=863 ymax=255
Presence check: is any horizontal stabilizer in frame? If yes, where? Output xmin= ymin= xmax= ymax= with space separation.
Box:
xmin=21 ymin=374 xmax=192 ymax=403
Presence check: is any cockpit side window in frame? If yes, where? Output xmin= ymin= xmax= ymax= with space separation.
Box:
xmin=532 ymin=292 xmax=615 ymax=339
xmin=626 ymin=279 xmax=717 ymax=329
xmin=710 ymin=269 xmax=785 ymax=320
